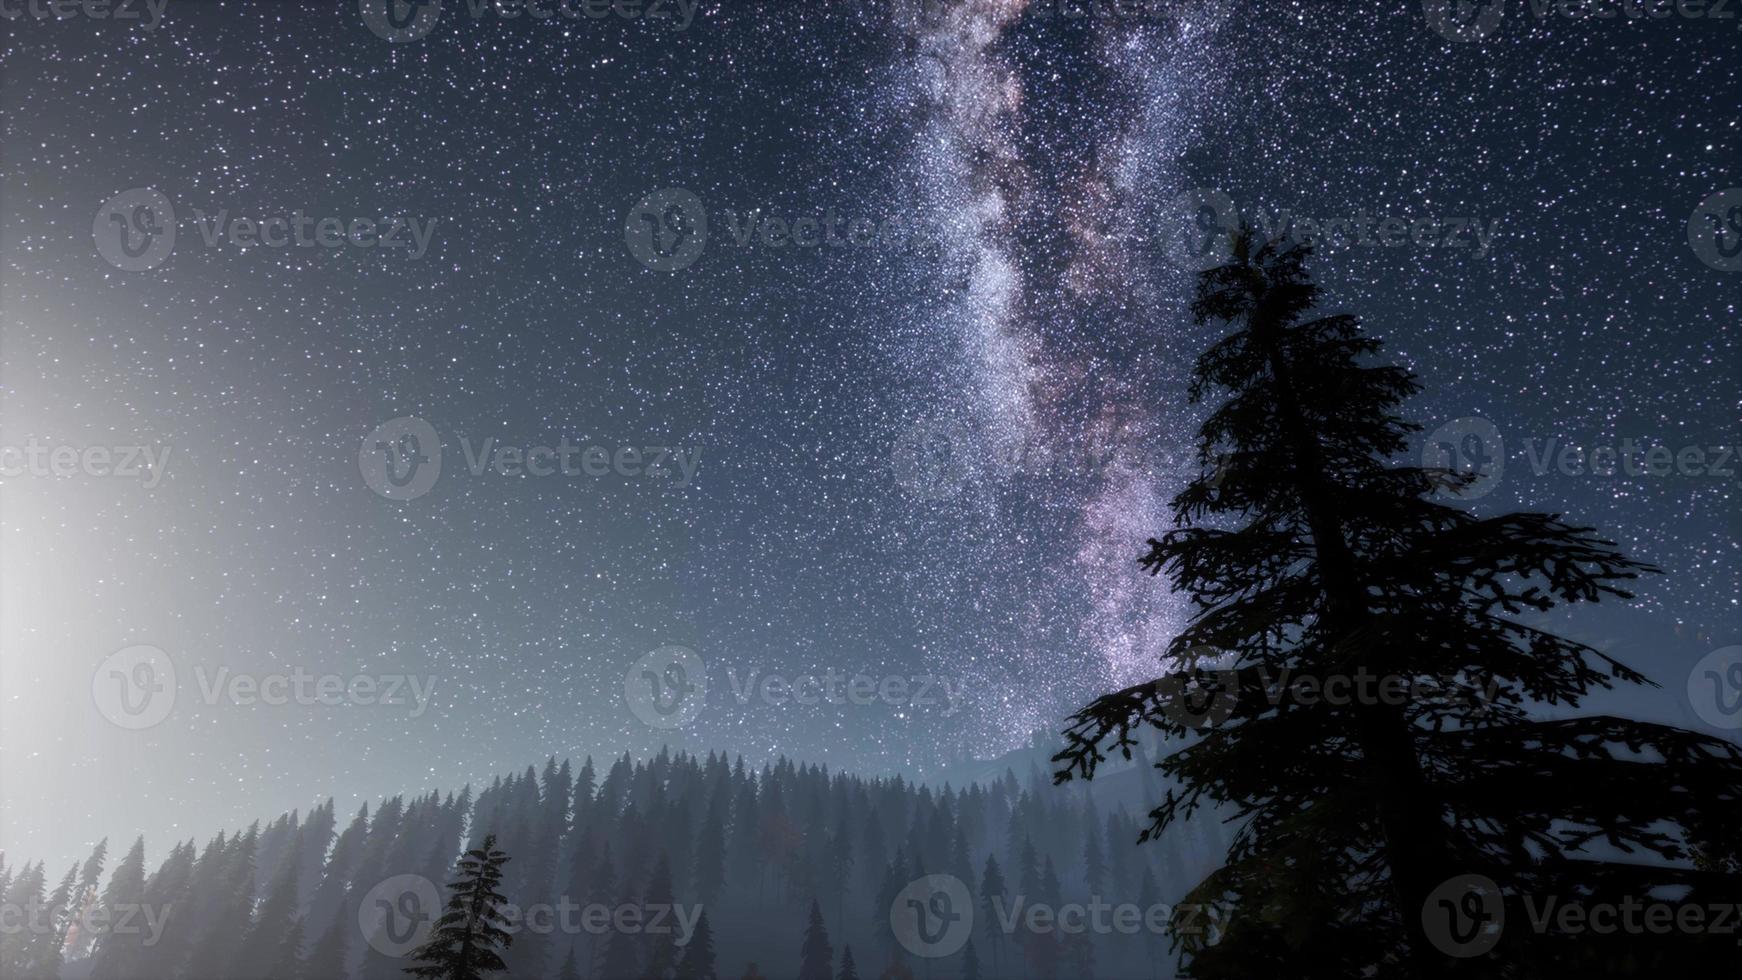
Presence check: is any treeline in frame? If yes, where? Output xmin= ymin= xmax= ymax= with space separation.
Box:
xmin=2 ymin=748 xmax=1229 ymax=979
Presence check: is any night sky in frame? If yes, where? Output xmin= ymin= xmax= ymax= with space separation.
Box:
xmin=2 ymin=0 xmax=1737 ymax=871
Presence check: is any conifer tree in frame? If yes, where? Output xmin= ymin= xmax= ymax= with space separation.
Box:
xmin=235 ymin=838 xmax=301 ymax=978
xmin=1083 ymin=818 xmax=1107 ymax=898
xmin=301 ymin=899 xmax=350 ymax=980
xmin=1056 ymin=228 xmax=1742 ymax=977
xmin=403 ymin=834 xmax=514 ymax=980
xmin=798 ymin=898 xmax=833 ymax=980
xmin=960 ymin=940 xmax=979 ymax=980
xmin=976 ymin=855 xmax=1007 ymax=976
xmin=675 ymin=910 xmax=717 ymax=980
xmin=640 ymin=853 xmax=680 ymax=979
xmin=555 ymin=945 xmax=582 ymax=980
xmin=836 ymin=944 xmax=860 ymax=980
xmin=87 ymin=837 xmax=147 ymax=980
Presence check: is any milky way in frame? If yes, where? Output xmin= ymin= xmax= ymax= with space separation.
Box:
xmin=2 ymin=0 xmax=1735 ymax=872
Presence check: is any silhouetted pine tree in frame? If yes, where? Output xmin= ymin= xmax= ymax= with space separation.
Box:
xmin=555 ymin=945 xmax=582 ymax=980
xmin=675 ymin=910 xmax=717 ymax=980
xmin=302 ymin=898 xmax=350 ymax=980
xmin=596 ymin=928 xmax=640 ymax=980
xmin=1056 ymin=228 xmax=1742 ymax=977
xmin=836 ymin=944 xmax=859 ymax=980
xmin=798 ymin=898 xmax=833 ymax=980
xmin=87 ymin=836 xmax=146 ymax=980
xmin=976 ymin=854 xmax=1007 ymax=976
xmin=404 ymin=834 xmax=514 ymax=980
xmin=234 ymin=836 xmax=301 ymax=979
xmin=640 ymin=853 xmax=681 ymax=979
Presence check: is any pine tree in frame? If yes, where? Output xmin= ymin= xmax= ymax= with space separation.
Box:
xmin=403 ymin=834 xmax=514 ymax=980
xmin=976 ymin=855 xmax=1007 ymax=977
xmin=555 ymin=945 xmax=582 ymax=980
xmin=235 ymin=837 xmax=301 ymax=978
xmin=596 ymin=928 xmax=640 ymax=980
xmin=836 ymin=944 xmax=860 ymax=980
xmin=693 ymin=797 xmax=727 ymax=906
xmin=1083 ymin=818 xmax=1107 ymax=899
xmin=87 ymin=837 xmax=147 ymax=980
xmin=301 ymin=900 xmax=350 ymax=980
xmin=640 ymin=853 xmax=680 ymax=979
xmin=1055 ymin=228 xmax=1742 ymax=977
xmin=674 ymin=910 xmax=717 ymax=980
xmin=960 ymin=940 xmax=980 ymax=980
xmin=798 ymin=898 xmax=833 ymax=980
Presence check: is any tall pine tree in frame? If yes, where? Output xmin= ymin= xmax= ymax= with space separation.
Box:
xmin=1056 ymin=229 xmax=1742 ymax=977
xmin=404 ymin=834 xmax=514 ymax=980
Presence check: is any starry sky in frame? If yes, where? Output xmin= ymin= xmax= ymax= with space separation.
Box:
xmin=2 ymin=0 xmax=1737 ymax=871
